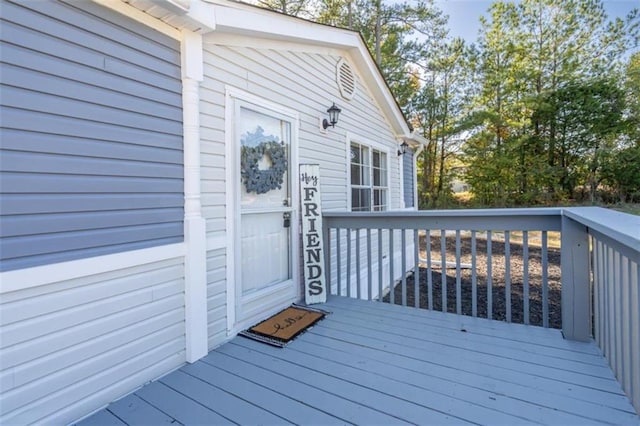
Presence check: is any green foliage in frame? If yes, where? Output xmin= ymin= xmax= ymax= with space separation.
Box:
xmin=601 ymin=145 xmax=640 ymax=203
xmin=463 ymin=0 xmax=639 ymax=206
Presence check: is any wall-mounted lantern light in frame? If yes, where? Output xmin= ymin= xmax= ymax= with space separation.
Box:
xmin=397 ymin=141 xmax=409 ymax=156
xmin=322 ymin=103 xmax=342 ymax=129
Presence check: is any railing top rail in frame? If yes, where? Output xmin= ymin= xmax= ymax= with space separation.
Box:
xmin=322 ymin=208 xmax=563 ymax=231
xmin=563 ymin=207 xmax=640 ymax=253
xmin=323 ymin=207 xmax=563 ymax=219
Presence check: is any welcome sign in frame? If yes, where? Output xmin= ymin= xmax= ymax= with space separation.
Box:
xmin=300 ymin=164 xmax=327 ymax=304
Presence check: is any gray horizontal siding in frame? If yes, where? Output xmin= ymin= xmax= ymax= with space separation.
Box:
xmin=0 ymin=0 xmax=184 ymax=271
xmin=403 ymin=148 xmax=414 ymax=208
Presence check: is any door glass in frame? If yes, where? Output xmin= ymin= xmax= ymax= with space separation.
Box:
xmin=239 ymin=107 xmax=292 ymax=297
xmin=239 ymin=108 xmax=290 ymax=209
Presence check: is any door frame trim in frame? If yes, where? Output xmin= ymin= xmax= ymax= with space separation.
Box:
xmin=224 ymin=86 xmax=300 ymax=335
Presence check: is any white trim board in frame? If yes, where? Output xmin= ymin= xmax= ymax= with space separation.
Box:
xmin=0 ymin=243 xmax=185 ymax=294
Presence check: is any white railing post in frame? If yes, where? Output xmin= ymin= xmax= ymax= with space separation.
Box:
xmin=560 ymin=215 xmax=591 ymax=341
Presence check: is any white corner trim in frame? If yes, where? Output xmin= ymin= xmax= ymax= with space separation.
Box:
xmin=182 ymin=29 xmax=208 ymax=363
xmin=181 ymin=30 xmax=203 ymax=81
xmin=90 ymin=0 xmax=181 ymax=40
xmin=0 ymin=243 xmax=185 ymax=294
xmin=182 ymin=30 xmax=207 ymax=362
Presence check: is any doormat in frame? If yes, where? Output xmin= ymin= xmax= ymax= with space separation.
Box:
xmin=239 ymin=305 xmax=328 ymax=348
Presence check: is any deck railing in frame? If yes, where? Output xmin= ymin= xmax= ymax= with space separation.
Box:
xmin=322 ymin=207 xmax=639 ymax=412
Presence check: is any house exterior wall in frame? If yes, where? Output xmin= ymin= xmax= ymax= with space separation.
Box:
xmin=0 ymin=0 xmax=184 ymax=272
xmin=200 ymin=38 xmax=407 ymax=341
xmin=0 ymin=252 xmax=186 ymax=425
xmin=402 ymin=147 xmax=415 ymax=208
xmin=0 ymin=1 xmax=188 ymax=424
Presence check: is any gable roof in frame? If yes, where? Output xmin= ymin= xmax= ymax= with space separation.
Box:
xmin=110 ymin=0 xmax=426 ymax=144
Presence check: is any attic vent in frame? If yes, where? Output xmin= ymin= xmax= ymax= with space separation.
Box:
xmin=336 ymin=59 xmax=356 ymax=100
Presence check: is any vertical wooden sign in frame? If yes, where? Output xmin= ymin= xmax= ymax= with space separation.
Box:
xmin=300 ymin=164 xmax=327 ymax=304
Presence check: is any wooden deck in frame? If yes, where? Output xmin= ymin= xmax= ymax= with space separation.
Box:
xmin=78 ymin=296 xmax=640 ymax=425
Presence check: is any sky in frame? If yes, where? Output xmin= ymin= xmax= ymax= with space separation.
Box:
xmin=435 ymin=0 xmax=639 ymax=44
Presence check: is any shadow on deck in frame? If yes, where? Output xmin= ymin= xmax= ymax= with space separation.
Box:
xmin=78 ymin=296 xmax=639 ymax=425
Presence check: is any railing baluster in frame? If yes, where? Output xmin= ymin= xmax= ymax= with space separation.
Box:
xmin=346 ymin=228 xmax=351 ymax=298
xmin=356 ymin=229 xmax=361 ymax=300
xmin=594 ymin=239 xmax=602 ymax=344
xmin=471 ymin=230 xmax=477 ymax=317
xmin=427 ymin=229 xmax=433 ymax=311
xmin=632 ymin=261 xmax=639 ymax=410
xmin=378 ymin=229 xmax=383 ymax=301
xmin=606 ymin=244 xmax=613 ymax=359
xmin=523 ymin=231 xmax=529 ymax=325
xmin=615 ymin=251 xmax=622 ymax=382
xmin=621 ymin=255 xmax=630 ymax=395
xmin=389 ymin=229 xmax=395 ymax=305
xmin=414 ymin=229 xmax=420 ymax=308
xmin=336 ymin=228 xmax=342 ymax=296
xmin=456 ymin=230 xmax=461 ymax=315
xmin=505 ymin=230 xmax=511 ymax=323
xmin=367 ymin=229 xmax=372 ymax=301
xmin=487 ymin=230 xmax=493 ymax=320
xmin=401 ymin=229 xmax=407 ymax=306
xmin=542 ymin=231 xmax=548 ymax=328
xmin=441 ymin=230 xmax=447 ymax=313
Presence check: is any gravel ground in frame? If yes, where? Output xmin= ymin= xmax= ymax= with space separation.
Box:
xmin=384 ymin=234 xmax=562 ymax=328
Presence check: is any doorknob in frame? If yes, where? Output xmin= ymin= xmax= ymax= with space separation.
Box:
xmin=283 ymin=212 xmax=291 ymax=228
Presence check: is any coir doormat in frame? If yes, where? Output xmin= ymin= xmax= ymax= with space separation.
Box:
xmin=239 ymin=305 xmax=327 ymax=347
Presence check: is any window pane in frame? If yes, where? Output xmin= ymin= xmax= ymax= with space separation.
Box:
xmin=351 ymin=188 xmax=360 ymax=210
xmin=350 ymin=144 xmax=360 ymax=163
xmin=351 ymin=188 xmax=371 ymax=211
xmin=362 ymin=146 xmax=370 ymax=166
xmin=379 ymin=169 xmax=387 ymax=186
xmin=373 ymin=150 xmax=380 ymax=167
xmin=351 ymin=164 xmax=361 ymax=185
xmin=360 ymin=188 xmax=371 ymax=211
xmin=373 ymin=189 xmax=387 ymax=211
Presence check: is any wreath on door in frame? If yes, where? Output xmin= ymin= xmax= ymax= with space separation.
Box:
xmin=241 ymin=141 xmax=288 ymax=194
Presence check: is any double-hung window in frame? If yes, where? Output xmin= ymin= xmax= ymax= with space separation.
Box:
xmin=350 ymin=142 xmax=388 ymax=211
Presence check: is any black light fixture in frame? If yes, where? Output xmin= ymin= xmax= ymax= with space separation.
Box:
xmin=322 ymin=103 xmax=341 ymax=129
xmin=397 ymin=141 xmax=409 ymax=156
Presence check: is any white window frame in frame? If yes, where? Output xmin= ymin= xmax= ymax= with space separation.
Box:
xmin=346 ymin=133 xmax=390 ymax=212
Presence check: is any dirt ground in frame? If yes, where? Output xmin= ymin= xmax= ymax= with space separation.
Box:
xmin=384 ymin=233 xmax=562 ymax=328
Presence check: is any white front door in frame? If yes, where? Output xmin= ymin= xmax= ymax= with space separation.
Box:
xmin=233 ymin=102 xmax=298 ymax=329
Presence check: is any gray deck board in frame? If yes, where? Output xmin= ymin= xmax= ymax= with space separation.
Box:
xmin=181 ymin=360 xmax=342 ymax=425
xmin=80 ymin=296 xmax=640 ymax=426
xmin=107 ymin=395 xmax=179 ymax=425
xmin=160 ymin=370 xmax=290 ymax=425
xmin=76 ymin=409 xmax=127 ymax=426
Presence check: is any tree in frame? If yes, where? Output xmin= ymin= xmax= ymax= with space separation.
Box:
xmin=255 ymin=0 xmax=315 ymax=17
xmin=463 ymin=0 xmax=639 ymax=205
xmin=413 ymin=37 xmax=473 ymax=207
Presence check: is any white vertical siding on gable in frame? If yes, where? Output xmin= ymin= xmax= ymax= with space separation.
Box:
xmin=0 ymin=257 xmax=186 ymax=425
